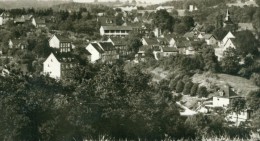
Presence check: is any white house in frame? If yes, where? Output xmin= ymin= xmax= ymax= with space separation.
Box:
xmin=215 ymin=31 xmax=236 ymax=60
xmin=43 ymin=52 xmax=78 ymax=79
xmin=100 ymin=26 xmax=133 ymax=37
xmin=49 ymin=34 xmax=72 ymax=52
xmin=204 ymin=34 xmax=218 ymax=45
xmin=222 ymin=31 xmax=235 ymax=46
xmin=0 ymin=12 xmax=10 ymax=25
xmin=86 ymin=42 xmax=119 ymax=63
xmin=211 ymin=85 xmax=240 ymax=108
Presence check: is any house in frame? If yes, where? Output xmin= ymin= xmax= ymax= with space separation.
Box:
xmin=86 ymin=42 xmax=119 ymax=63
xmin=8 ymin=39 xmax=28 ymax=50
xmin=188 ymin=5 xmax=198 ymax=12
xmin=210 ymin=85 xmax=241 ymax=108
xmin=153 ymin=27 xmax=162 ymax=37
xmin=215 ymin=31 xmax=236 ymax=60
xmin=204 ymin=34 xmax=218 ymax=45
xmin=14 ymin=15 xmax=33 ymax=24
xmin=156 ymin=6 xmax=175 ymax=12
xmin=97 ymin=17 xmax=116 ymax=26
xmin=43 ymin=52 xmax=78 ymax=79
xmin=100 ymin=26 xmax=133 ymax=37
xmin=164 ymin=36 xmax=177 ymax=47
xmin=0 ymin=12 xmax=11 ymax=25
xmin=160 ymin=47 xmax=178 ymax=57
xmin=49 ymin=34 xmax=72 ymax=53
xmin=32 ymin=18 xmax=46 ymax=28
xmin=107 ymin=37 xmax=130 ymax=59
xmin=141 ymin=38 xmax=159 ymax=47
xmin=185 ymin=47 xmax=195 ymax=55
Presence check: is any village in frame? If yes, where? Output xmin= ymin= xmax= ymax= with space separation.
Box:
xmin=0 ymin=0 xmax=260 ymax=140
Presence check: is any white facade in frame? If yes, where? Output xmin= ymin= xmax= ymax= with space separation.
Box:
xmin=168 ymin=38 xmax=176 ymax=47
xmin=223 ymin=38 xmax=236 ymax=50
xmin=32 ymin=18 xmax=37 ymax=27
xmin=86 ymin=44 xmax=102 ymax=63
xmin=213 ymin=97 xmax=230 ymax=107
xmin=206 ymin=37 xmax=217 ymax=45
xmin=49 ymin=35 xmax=60 ymax=49
xmin=222 ymin=31 xmax=235 ymax=45
xmin=100 ymin=26 xmax=132 ymax=37
xmin=43 ymin=53 xmax=61 ymax=79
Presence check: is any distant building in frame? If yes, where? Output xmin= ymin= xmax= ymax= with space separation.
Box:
xmin=86 ymin=42 xmax=119 ymax=63
xmin=107 ymin=37 xmax=130 ymax=59
xmin=100 ymin=26 xmax=133 ymax=37
xmin=43 ymin=52 xmax=78 ymax=79
xmin=49 ymin=34 xmax=72 ymax=53
xmin=32 ymin=17 xmax=46 ymax=28
xmin=0 ymin=12 xmax=11 ymax=25
xmin=8 ymin=39 xmax=28 ymax=50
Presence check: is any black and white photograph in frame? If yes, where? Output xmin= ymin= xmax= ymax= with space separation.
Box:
xmin=0 ymin=0 xmax=260 ymax=140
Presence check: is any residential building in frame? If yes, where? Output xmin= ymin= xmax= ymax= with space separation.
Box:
xmin=0 ymin=12 xmax=11 ymax=25
xmin=203 ymin=34 xmax=218 ymax=45
xmin=100 ymin=26 xmax=133 ymax=37
xmin=86 ymin=42 xmax=119 ymax=63
xmin=8 ymin=39 xmax=28 ymax=50
xmin=32 ymin=17 xmax=46 ymax=28
xmin=49 ymin=34 xmax=72 ymax=53
xmin=43 ymin=52 xmax=78 ymax=79
xmin=107 ymin=37 xmax=130 ymax=59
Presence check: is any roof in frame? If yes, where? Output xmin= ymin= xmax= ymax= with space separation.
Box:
xmin=142 ymin=38 xmax=159 ymax=46
xmin=35 ymin=18 xmax=46 ymax=24
xmin=161 ymin=47 xmax=178 ymax=52
xmin=97 ymin=17 xmax=116 ymax=26
xmin=157 ymin=38 xmax=169 ymax=45
xmin=204 ymin=34 xmax=215 ymax=40
xmin=52 ymin=52 xmax=78 ymax=63
xmin=108 ymin=37 xmax=127 ymax=46
xmin=55 ymin=35 xmax=71 ymax=42
xmin=175 ymin=37 xmax=191 ymax=48
xmin=98 ymin=42 xmax=115 ymax=51
xmin=90 ymin=43 xmax=104 ymax=54
xmin=101 ymin=26 xmax=133 ymax=31
xmin=183 ymin=32 xmax=197 ymax=38
xmin=0 ymin=12 xmax=10 ymax=17
xmin=217 ymin=85 xmax=237 ymax=98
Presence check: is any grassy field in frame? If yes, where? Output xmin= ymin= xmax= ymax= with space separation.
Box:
xmin=192 ymin=72 xmax=260 ymax=96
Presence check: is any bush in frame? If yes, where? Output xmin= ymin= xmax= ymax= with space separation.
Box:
xmin=176 ymin=80 xmax=185 ymax=93
xmin=183 ymin=81 xmax=194 ymax=95
xmin=190 ymin=83 xmax=199 ymax=96
xmin=197 ymin=86 xmax=208 ymax=98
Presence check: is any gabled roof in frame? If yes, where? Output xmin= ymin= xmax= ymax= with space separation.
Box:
xmin=101 ymin=26 xmax=133 ymax=30
xmin=90 ymin=43 xmax=104 ymax=54
xmin=98 ymin=42 xmax=115 ymax=51
xmin=34 ymin=18 xmax=46 ymax=24
xmin=175 ymin=37 xmax=190 ymax=48
xmin=142 ymin=38 xmax=159 ymax=46
xmin=55 ymin=35 xmax=71 ymax=43
xmin=218 ymin=85 xmax=237 ymax=98
xmin=204 ymin=34 xmax=215 ymax=40
xmin=52 ymin=52 xmax=78 ymax=63
xmin=183 ymin=32 xmax=197 ymax=38
xmin=108 ymin=37 xmax=127 ymax=46
xmin=0 ymin=12 xmax=10 ymax=17
xmin=157 ymin=38 xmax=169 ymax=45
xmin=161 ymin=47 xmax=178 ymax=52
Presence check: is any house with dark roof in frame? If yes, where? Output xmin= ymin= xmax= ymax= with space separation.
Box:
xmin=14 ymin=14 xmax=33 ymax=24
xmin=49 ymin=34 xmax=72 ymax=53
xmin=86 ymin=42 xmax=119 ymax=63
xmin=141 ymin=38 xmax=159 ymax=47
xmin=8 ymin=39 xmax=28 ymax=50
xmin=100 ymin=26 xmax=133 ymax=37
xmin=107 ymin=37 xmax=130 ymax=59
xmin=43 ymin=52 xmax=79 ymax=79
xmin=32 ymin=17 xmax=46 ymax=28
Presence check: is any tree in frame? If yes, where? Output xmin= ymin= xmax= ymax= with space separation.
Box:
xmin=220 ymin=48 xmax=240 ymax=74
xmin=174 ymin=23 xmax=189 ymax=34
xmin=197 ymin=86 xmax=208 ymax=98
xmin=126 ymin=32 xmax=143 ymax=55
xmin=153 ymin=10 xmax=175 ymax=33
xmin=201 ymin=47 xmax=219 ymax=72
xmin=246 ymin=90 xmax=260 ymax=111
xmin=190 ymin=83 xmax=199 ymax=96
xmin=228 ymin=98 xmax=246 ymax=126
xmin=183 ymin=81 xmax=193 ymax=95
xmin=176 ymin=80 xmax=185 ymax=93
xmin=234 ymin=31 xmax=259 ymax=56
xmin=182 ymin=16 xmax=195 ymax=28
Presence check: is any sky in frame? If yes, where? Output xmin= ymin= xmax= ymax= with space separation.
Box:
xmin=73 ymin=0 xmax=170 ymax=4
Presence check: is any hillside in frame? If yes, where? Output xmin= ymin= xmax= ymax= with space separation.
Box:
xmin=192 ymin=72 xmax=260 ymax=96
